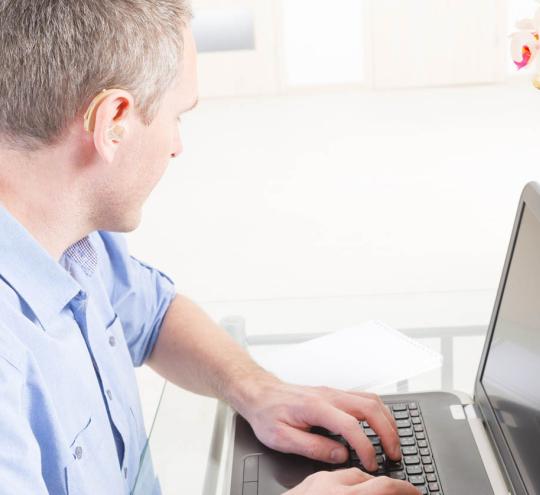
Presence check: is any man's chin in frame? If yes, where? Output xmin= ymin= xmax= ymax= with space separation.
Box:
xmin=122 ymin=210 xmax=143 ymax=233
xmin=104 ymin=209 xmax=143 ymax=234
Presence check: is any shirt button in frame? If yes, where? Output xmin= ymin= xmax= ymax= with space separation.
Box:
xmin=106 ymin=389 xmax=113 ymax=401
xmin=75 ymin=446 xmax=83 ymax=460
xmin=109 ymin=335 xmax=116 ymax=347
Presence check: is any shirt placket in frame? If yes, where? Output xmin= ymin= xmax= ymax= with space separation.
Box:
xmin=69 ymin=290 xmax=132 ymax=487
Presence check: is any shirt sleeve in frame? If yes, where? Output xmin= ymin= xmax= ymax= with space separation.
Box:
xmin=0 ymin=356 xmax=49 ymax=494
xmin=93 ymin=231 xmax=177 ymax=367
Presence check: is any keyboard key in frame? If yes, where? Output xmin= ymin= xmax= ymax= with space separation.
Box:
xmin=402 ymin=446 xmax=417 ymax=455
xmin=426 ymin=474 xmax=437 ymax=482
xmin=408 ymin=475 xmax=425 ymax=485
xmin=396 ymin=419 xmax=411 ymax=428
xmin=416 ymin=432 xmax=426 ymax=440
xmin=406 ymin=465 xmax=423 ymax=475
xmin=418 ymin=440 xmax=428 ymax=448
xmin=410 ymin=410 xmax=420 ymax=417
xmin=399 ymin=428 xmax=414 ymax=437
xmin=370 ymin=437 xmax=381 ymax=446
xmin=386 ymin=460 xmax=403 ymax=471
xmin=404 ymin=455 xmax=420 ymax=465
xmin=419 ymin=448 xmax=430 ymax=456
xmin=428 ymin=482 xmax=440 ymax=491
xmin=422 ymin=456 xmax=432 ymax=465
xmin=408 ymin=402 xmax=418 ymax=410
xmin=414 ymin=425 xmax=424 ymax=432
xmin=417 ymin=486 xmax=428 ymax=495
xmin=412 ymin=417 xmax=422 ymax=425
xmin=374 ymin=445 xmax=383 ymax=455
xmin=392 ymin=403 xmax=407 ymax=411
xmin=393 ymin=411 xmax=409 ymax=420
xmin=400 ymin=437 xmax=415 ymax=446
xmin=424 ymin=465 xmax=435 ymax=473
xmin=389 ymin=471 xmax=406 ymax=480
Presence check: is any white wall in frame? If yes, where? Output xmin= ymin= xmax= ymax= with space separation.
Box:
xmin=365 ymin=0 xmax=507 ymax=88
xmin=128 ymin=76 xmax=540 ymax=333
xmin=281 ymin=0 xmax=365 ymax=87
xmin=193 ymin=0 xmax=510 ymax=97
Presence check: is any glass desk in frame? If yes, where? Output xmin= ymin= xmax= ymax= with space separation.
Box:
xmin=133 ymin=321 xmax=490 ymax=495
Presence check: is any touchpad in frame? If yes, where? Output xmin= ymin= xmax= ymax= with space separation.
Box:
xmin=233 ymin=415 xmax=317 ymax=495
xmin=259 ymin=451 xmax=316 ymax=491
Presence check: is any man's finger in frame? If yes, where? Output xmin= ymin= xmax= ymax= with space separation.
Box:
xmin=327 ymin=467 xmax=372 ymax=485
xmin=348 ymin=391 xmax=397 ymax=432
xmin=347 ymin=476 xmax=421 ymax=495
xmin=302 ymin=403 xmax=379 ymax=471
xmin=271 ymin=425 xmax=350 ymax=464
xmin=331 ymin=394 xmax=401 ymax=461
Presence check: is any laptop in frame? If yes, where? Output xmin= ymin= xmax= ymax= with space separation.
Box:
xmin=227 ymin=181 xmax=540 ymax=495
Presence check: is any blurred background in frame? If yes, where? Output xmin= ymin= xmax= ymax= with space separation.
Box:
xmin=129 ymin=1 xmax=540 ymax=492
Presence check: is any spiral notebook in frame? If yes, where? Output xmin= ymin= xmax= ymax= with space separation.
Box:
xmin=249 ymin=320 xmax=443 ymax=391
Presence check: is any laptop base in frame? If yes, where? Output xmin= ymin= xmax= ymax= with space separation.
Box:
xmin=230 ymin=391 xmax=496 ymax=495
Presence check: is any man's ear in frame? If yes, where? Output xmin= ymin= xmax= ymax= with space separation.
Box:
xmin=90 ymin=90 xmax=134 ymax=163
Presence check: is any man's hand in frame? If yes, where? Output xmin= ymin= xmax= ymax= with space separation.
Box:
xmin=237 ymin=377 xmax=401 ymax=472
xmin=285 ymin=468 xmax=420 ymax=495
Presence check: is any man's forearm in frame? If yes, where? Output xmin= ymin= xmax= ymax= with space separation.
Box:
xmin=147 ymin=295 xmax=404 ymax=478
xmin=147 ymin=294 xmax=277 ymax=413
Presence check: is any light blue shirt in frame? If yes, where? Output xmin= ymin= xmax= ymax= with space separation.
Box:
xmin=0 ymin=206 xmax=176 ymax=494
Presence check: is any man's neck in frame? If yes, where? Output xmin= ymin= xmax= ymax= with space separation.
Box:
xmin=0 ymin=148 xmax=92 ymax=260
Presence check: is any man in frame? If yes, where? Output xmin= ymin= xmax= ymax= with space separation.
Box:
xmin=0 ymin=1 xmax=419 ymax=494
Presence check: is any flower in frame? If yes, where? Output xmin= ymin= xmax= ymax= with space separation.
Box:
xmin=510 ymin=4 xmax=540 ymax=88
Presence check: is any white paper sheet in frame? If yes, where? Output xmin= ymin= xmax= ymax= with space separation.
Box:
xmin=249 ymin=320 xmax=443 ymax=391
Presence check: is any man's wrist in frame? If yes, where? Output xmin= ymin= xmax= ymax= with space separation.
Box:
xmin=223 ymin=365 xmax=281 ymax=418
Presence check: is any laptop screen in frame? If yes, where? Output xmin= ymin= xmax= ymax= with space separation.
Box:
xmin=481 ymin=204 xmax=540 ymax=493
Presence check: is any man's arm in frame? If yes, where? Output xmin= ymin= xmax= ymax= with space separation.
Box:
xmin=147 ymin=295 xmax=401 ymax=470
xmin=147 ymin=294 xmax=268 ymax=404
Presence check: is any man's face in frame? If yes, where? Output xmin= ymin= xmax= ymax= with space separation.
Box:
xmin=95 ymin=26 xmax=198 ymax=232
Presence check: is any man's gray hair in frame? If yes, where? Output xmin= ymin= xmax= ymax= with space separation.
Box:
xmin=0 ymin=0 xmax=192 ymax=151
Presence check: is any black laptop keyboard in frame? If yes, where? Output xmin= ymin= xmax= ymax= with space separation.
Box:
xmin=313 ymin=402 xmax=443 ymax=494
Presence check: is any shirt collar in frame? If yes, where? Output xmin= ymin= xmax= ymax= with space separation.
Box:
xmin=0 ymin=205 xmax=94 ymax=327
xmin=63 ymin=236 xmax=98 ymax=277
